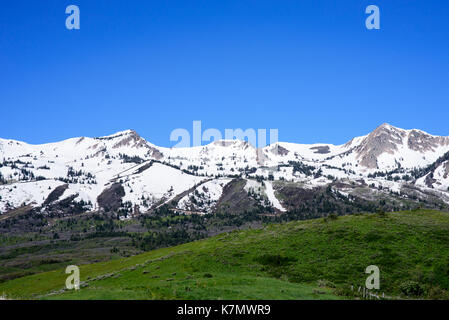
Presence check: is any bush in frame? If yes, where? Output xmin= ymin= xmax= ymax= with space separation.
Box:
xmin=324 ymin=213 xmax=338 ymax=222
xmin=317 ymin=279 xmax=335 ymax=288
xmin=426 ymin=286 xmax=448 ymax=300
xmin=376 ymin=208 xmax=386 ymax=217
xmin=400 ymin=281 xmax=424 ymax=297
xmin=255 ymin=254 xmax=297 ymax=267
xmin=363 ymin=230 xmax=382 ymax=242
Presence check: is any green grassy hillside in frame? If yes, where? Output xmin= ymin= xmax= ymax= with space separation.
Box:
xmin=1 ymin=209 xmax=449 ymax=300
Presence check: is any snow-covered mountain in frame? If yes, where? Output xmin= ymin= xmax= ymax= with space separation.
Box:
xmin=1 ymin=124 xmax=449 ymax=217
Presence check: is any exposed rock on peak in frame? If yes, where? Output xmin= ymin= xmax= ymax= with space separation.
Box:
xmin=256 ymin=148 xmax=269 ymax=165
xmin=212 ymin=140 xmax=254 ymax=149
xmin=353 ymin=124 xmax=449 ymax=169
xmin=444 ymin=162 xmax=449 ymax=179
xmin=407 ymin=129 xmax=449 ymax=153
xmin=112 ymin=130 xmax=147 ymax=149
xmin=355 ymin=124 xmax=406 ymax=169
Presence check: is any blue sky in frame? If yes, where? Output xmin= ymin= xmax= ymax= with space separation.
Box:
xmin=1 ymin=0 xmax=448 ymax=147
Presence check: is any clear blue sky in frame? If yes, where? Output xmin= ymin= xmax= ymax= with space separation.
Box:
xmin=1 ymin=0 xmax=448 ymax=147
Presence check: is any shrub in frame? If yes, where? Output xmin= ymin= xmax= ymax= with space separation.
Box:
xmin=426 ymin=286 xmax=448 ymax=300
xmin=324 ymin=213 xmax=338 ymax=222
xmin=363 ymin=231 xmax=382 ymax=242
xmin=255 ymin=254 xmax=297 ymax=267
xmin=400 ymin=281 xmax=424 ymax=297
xmin=317 ymin=279 xmax=335 ymax=288
xmin=376 ymin=208 xmax=386 ymax=217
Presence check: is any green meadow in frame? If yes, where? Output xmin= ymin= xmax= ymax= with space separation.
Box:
xmin=1 ymin=210 xmax=449 ymax=300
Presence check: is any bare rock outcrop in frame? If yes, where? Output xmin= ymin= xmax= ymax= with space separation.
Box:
xmin=355 ymin=123 xmax=405 ymax=168
xmin=97 ymin=183 xmax=125 ymax=212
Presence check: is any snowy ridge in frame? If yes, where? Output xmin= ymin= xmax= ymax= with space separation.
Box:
xmin=1 ymin=124 xmax=449 ymax=216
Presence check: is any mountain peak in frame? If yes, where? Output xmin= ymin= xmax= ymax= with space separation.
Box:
xmin=354 ymin=124 xmax=407 ymax=169
xmin=374 ymin=123 xmax=402 ymax=133
xmin=99 ymin=129 xmax=137 ymax=139
xmin=378 ymin=122 xmax=392 ymax=128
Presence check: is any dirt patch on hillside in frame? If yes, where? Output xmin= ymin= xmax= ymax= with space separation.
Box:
xmin=97 ymin=183 xmax=125 ymax=212
xmin=310 ymin=146 xmax=330 ymax=154
xmin=215 ymin=179 xmax=260 ymax=214
xmin=44 ymin=184 xmax=69 ymax=205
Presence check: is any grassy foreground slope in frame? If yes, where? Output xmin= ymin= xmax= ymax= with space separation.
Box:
xmin=1 ymin=210 xmax=449 ymax=300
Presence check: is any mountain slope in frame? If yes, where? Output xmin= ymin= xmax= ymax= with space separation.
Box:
xmin=1 ymin=209 xmax=448 ymax=300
